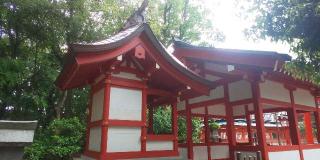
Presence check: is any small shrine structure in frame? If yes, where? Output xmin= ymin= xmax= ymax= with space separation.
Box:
xmin=56 ymin=3 xmax=320 ymax=160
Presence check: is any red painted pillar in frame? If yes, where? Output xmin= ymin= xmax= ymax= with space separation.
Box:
xmin=251 ymin=79 xmax=269 ymax=160
xmin=288 ymin=88 xmax=304 ymax=160
xmin=204 ymin=107 xmax=211 ymax=160
xmin=148 ymin=106 xmax=154 ymax=134
xmin=141 ymin=87 xmax=147 ymax=153
xmin=224 ymin=84 xmax=236 ymax=160
xmin=101 ymin=80 xmax=111 ymax=159
xmin=186 ymin=101 xmax=194 ymax=159
xmin=172 ymin=102 xmax=178 ymax=152
xmin=314 ymin=96 xmax=320 ymax=143
xmin=304 ymin=112 xmax=314 ymax=144
xmin=245 ymin=105 xmax=253 ymax=145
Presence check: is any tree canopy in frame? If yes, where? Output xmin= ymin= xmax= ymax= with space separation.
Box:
xmin=247 ymin=0 xmax=320 ymax=84
xmin=0 ymin=0 xmax=222 ymax=159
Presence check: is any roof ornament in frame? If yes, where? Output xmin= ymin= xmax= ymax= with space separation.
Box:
xmin=122 ymin=0 xmax=149 ymax=30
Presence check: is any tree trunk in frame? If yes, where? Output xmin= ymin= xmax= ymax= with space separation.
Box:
xmin=54 ymin=90 xmax=68 ymax=119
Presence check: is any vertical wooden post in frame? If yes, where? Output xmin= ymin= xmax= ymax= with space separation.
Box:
xmin=101 ymin=77 xmax=111 ymax=159
xmin=186 ymin=100 xmax=194 ymax=159
xmin=224 ymin=83 xmax=236 ymax=160
xmin=314 ymin=95 xmax=320 ymax=143
xmin=148 ymin=106 xmax=154 ymax=134
xmin=141 ymin=87 xmax=147 ymax=153
xmin=304 ymin=112 xmax=314 ymax=144
xmin=245 ymin=105 xmax=253 ymax=145
xmin=251 ymin=78 xmax=268 ymax=160
xmin=288 ymin=87 xmax=304 ymax=160
xmin=204 ymin=106 xmax=211 ymax=160
xmin=172 ymin=102 xmax=178 ymax=152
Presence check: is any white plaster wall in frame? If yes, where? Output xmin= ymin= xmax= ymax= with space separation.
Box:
xmin=107 ymin=127 xmax=141 ymax=152
xmin=177 ymin=100 xmax=186 ymax=111
xmin=268 ymin=150 xmax=300 ymax=160
xmin=228 ymin=80 xmax=252 ymax=102
xmin=204 ymin=74 xmax=221 ymax=82
xmin=260 ymin=80 xmax=291 ymax=103
xmin=193 ymin=146 xmax=208 ymax=160
xmin=133 ymin=148 xmax=187 ymax=160
xmin=88 ymin=127 xmax=101 ymax=152
xmin=204 ymin=62 xmax=228 ymax=73
xmin=207 ymin=104 xmax=226 ymax=116
xmin=303 ymin=149 xmax=320 ymax=160
xmin=146 ymin=141 xmax=173 ymax=151
xmin=233 ymin=105 xmax=246 ymax=116
xmin=112 ymin=72 xmax=142 ymax=81
xmin=293 ymin=88 xmax=316 ymax=107
xmin=109 ymin=87 xmax=142 ymax=121
xmin=91 ymin=89 xmax=104 ymax=122
xmin=211 ymin=145 xmax=229 ymax=159
xmin=191 ymin=107 xmax=205 ymax=114
xmin=0 ymin=129 xmax=35 ymax=142
xmin=189 ymin=86 xmax=224 ymax=104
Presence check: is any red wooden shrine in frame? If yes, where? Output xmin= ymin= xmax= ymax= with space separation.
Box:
xmin=56 ymin=22 xmax=320 ymax=160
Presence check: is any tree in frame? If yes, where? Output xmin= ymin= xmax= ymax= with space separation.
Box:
xmin=0 ymin=0 xmax=221 ymax=158
xmin=246 ymin=0 xmax=320 ymax=84
xmin=147 ymin=0 xmax=224 ymax=47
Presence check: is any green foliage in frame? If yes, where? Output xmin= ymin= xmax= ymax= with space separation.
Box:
xmin=0 ymin=0 xmax=222 ymax=158
xmin=153 ymin=106 xmax=172 ymax=134
xmin=147 ymin=0 xmax=224 ymax=47
xmin=24 ymin=117 xmax=86 ymax=160
xmin=246 ymin=0 xmax=320 ymax=84
xmin=208 ymin=120 xmax=220 ymax=130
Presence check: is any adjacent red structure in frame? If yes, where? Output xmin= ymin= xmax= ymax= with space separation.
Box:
xmin=56 ymin=18 xmax=320 ymax=160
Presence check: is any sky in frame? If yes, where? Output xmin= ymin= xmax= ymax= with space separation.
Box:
xmin=203 ymin=0 xmax=293 ymax=56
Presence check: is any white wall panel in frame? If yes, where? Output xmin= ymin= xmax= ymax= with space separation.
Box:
xmin=107 ymin=127 xmax=141 ymax=152
xmin=193 ymin=146 xmax=208 ymax=160
xmin=207 ymin=104 xmax=226 ymax=116
xmin=293 ymin=88 xmax=316 ymax=107
xmin=146 ymin=141 xmax=173 ymax=151
xmin=233 ymin=105 xmax=246 ymax=116
xmin=112 ymin=72 xmax=142 ymax=81
xmin=177 ymin=100 xmax=186 ymax=111
xmin=204 ymin=62 xmax=228 ymax=73
xmin=89 ymin=127 xmax=101 ymax=152
xmin=228 ymin=80 xmax=252 ymax=102
xmin=109 ymin=87 xmax=142 ymax=120
xmin=189 ymin=86 xmax=224 ymax=104
xmin=268 ymin=150 xmax=300 ymax=160
xmin=91 ymin=89 xmax=104 ymax=122
xmin=303 ymin=149 xmax=320 ymax=160
xmin=191 ymin=107 xmax=205 ymax=114
xmin=260 ymin=80 xmax=290 ymax=103
xmin=211 ymin=145 xmax=229 ymax=159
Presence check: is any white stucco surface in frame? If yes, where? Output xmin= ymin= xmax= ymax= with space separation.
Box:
xmin=211 ymin=145 xmax=229 ymax=159
xmin=207 ymin=103 xmax=226 ymax=116
xmin=112 ymin=72 xmax=142 ymax=81
xmin=177 ymin=100 xmax=186 ymax=111
xmin=303 ymin=149 xmax=320 ymax=160
xmin=260 ymin=80 xmax=291 ymax=103
xmin=107 ymin=127 xmax=141 ymax=152
xmin=91 ymin=89 xmax=104 ymax=122
xmin=109 ymin=87 xmax=142 ymax=121
xmin=228 ymin=80 xmax=252 ymax=102
xmin=88 ymin=127 xmax=101 ymax=152
xmin=146 ymin=141 xmax=173 ymax=151
xmin=268 ymin=150 xmax=300 ymax=160
xmin=188 ymin=86 xmax=224 ymax=104
xmin=293 ymin=88 xmax=316 ymax=107
xmin=193 ymin=146 xmax=208 ymax=160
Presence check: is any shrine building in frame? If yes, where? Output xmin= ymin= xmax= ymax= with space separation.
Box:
xmin=56 ymin=21 xmax=320 ymax=160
